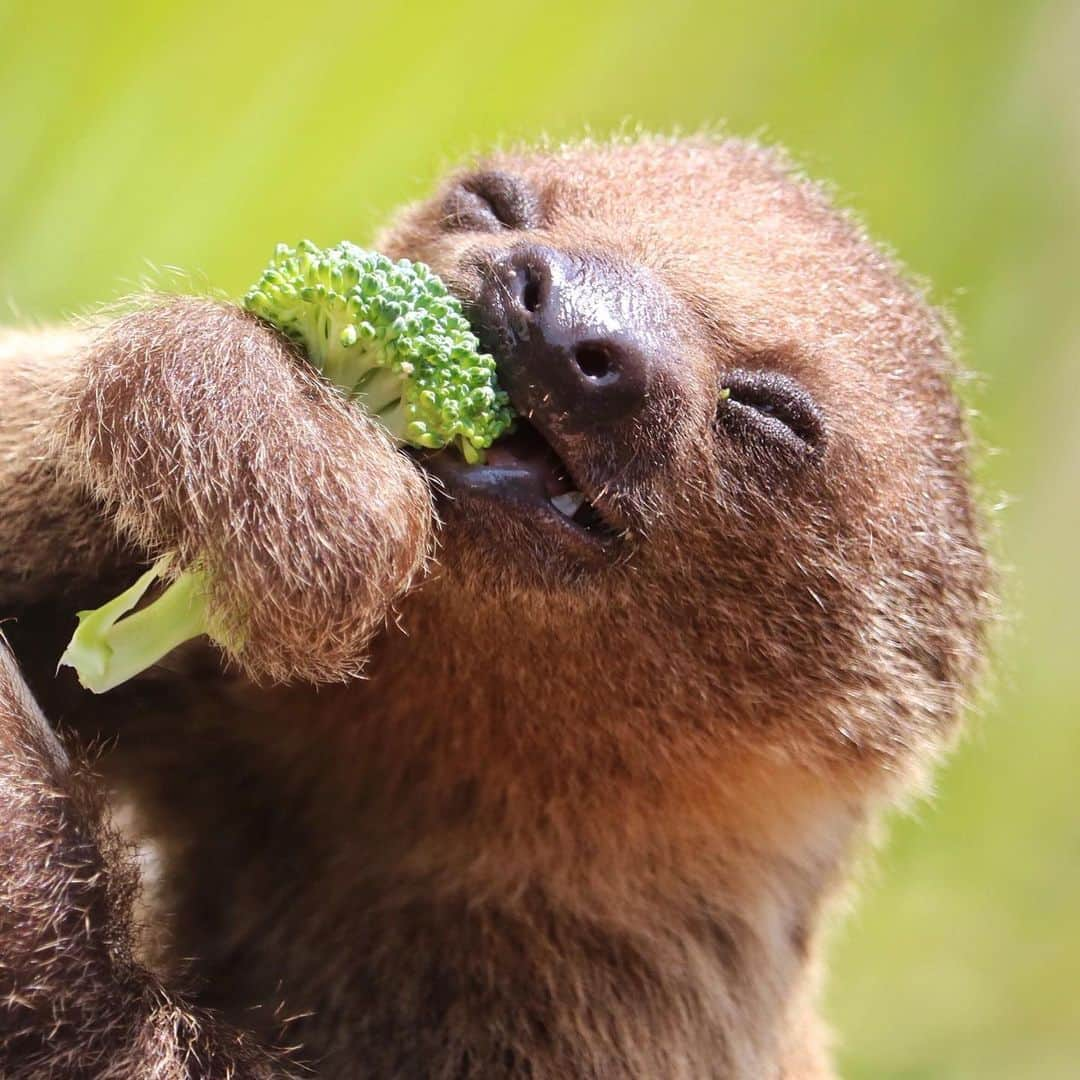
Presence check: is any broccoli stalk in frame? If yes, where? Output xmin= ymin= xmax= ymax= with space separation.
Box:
xmin=59 ymin=560 xmax=213 ymax=693
xmin=60 ymin=241 xmax=515 ymax=693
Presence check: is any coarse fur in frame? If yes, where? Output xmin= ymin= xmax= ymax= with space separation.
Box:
xmin=0 ymin=135 xmax=992 ymax=1078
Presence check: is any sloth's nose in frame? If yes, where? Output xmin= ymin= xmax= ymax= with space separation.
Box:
xmin=476 ymin=245 xmax=668 ymax=431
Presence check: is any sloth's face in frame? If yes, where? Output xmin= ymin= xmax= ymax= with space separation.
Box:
xmin=389 ymin=158 xmax=728 ymax=582
xmin=376 ymin=139 xmax=987 ymax=756
xmin=382 ymin=143 xmax=944 ymax=581
xmin=375 ymin=141 xmax=984 ymax=717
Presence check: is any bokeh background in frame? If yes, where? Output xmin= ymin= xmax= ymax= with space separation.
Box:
xmin=2 ymin=0 xmax=1077 ymax=1075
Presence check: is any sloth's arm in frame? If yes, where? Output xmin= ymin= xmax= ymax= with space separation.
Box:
xmin=0 ymin=300 xmax=433 ymax=684
xmin=0 ymin=642 xmax=303 ymax=1078
xmin=0 ymin=325 xmax=125 ymax=607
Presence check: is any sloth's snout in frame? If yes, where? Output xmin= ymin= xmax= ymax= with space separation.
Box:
xmin=474 ymin=244 xmax=673 ymax=433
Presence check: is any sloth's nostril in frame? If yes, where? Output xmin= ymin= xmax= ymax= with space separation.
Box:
xmin=522 ymin=269 xmax=542 ymax=314
xmin=573 ymin=342 xmax=615 ymax=380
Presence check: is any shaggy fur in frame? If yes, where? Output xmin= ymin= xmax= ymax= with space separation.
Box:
xmin=0 ymin=136 xmax=991 ymax=1078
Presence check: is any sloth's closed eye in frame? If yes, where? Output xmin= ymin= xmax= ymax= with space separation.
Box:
xmin=442 ymin=171 xmax=539 ymax=232
xmin=716 ymin=369 xmax=826 ymax=455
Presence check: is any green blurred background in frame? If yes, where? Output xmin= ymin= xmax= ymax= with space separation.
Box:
xmin=1 ymin=0 xmax=1076 ymax=1075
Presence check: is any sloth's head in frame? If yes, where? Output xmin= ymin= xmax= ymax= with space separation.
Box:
xmin=375 ymin=137 xmax=991 ymax=767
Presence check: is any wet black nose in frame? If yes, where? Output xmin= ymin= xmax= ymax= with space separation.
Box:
xmin=476 ymin=245 xmax=668 ymax=431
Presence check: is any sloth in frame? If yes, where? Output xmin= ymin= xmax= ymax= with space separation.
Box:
xmin=0 ymin=136 xmax=991 ymax=1079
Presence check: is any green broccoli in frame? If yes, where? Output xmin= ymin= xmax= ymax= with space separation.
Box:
xmin=60 ymin=241 xmax=515 ymax=693
xmin=244 ymin=241 xmax=513 ymax=463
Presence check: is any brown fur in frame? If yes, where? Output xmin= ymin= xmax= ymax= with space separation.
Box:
xmin=0 ymin=135 xmax=991 ymax=1078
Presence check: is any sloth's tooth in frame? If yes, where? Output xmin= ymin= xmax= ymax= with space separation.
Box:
xmin=550 ymin=491 xmax=586 ymax=518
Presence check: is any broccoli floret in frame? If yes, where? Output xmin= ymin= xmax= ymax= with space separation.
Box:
xmin=60 ymin=242 xmax=514 ymax=693
xmin=243 ymin=240 xmax=513 ymax=463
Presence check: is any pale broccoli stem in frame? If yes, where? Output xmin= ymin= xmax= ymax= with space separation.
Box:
xmin=59 ymin=560 xmax=211 ymax=694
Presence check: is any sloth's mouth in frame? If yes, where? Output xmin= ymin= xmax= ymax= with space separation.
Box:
xmin=417 ymin=421 xmax=622 ymax=551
